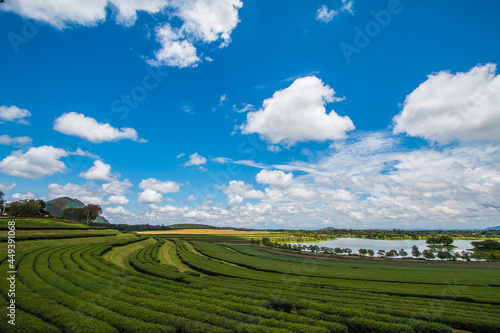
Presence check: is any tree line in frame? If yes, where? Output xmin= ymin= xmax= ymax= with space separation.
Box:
xmin=0 ymin=191 xmax=102 ymax=225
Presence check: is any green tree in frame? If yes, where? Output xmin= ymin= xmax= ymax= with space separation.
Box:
xmin=422 ymin=249 xmax=436 ymax=260
xmin=82 ymin=204 xmax=102 ymax=224
xmin=7 ymin=201 xmax=22 ymax=217
xmin=386 ymin=249 xmax=398 ymax=258
xmin=19 ymin=200 xmax=42 ymax=221
xmin=358 ymin=248 xmax=368 ymax=257
xmin=377 ymin=249 xmax=386 ymax=257
xmin=411 ymin=245 xmax=421 ymax=258
xmin=398 ymin=249 xmax=408 ymax=258
xmin=367 ymin=249 xmax=375 ymax=257
xmin=0 ymin=191 xmax=5 ymax=211
xmin=426 ymin=237 xmax=440 ymax=245
xmin=437 ymin=251 xmax=453 ymax=260
xmin=461 ymin=250 xmax=472 ymax=262
xmin=438 ymin=235 xmax=454 ymax=246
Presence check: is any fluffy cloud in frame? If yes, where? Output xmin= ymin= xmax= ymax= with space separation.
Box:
xmin=316 ymin=5 xmax=337 ymax=23
xmin=137 ymin=189 xmax=163 ymax=203
xmin=0 ymin=146 xmax=67 ymax=178
xmin=47 ymin=182 xmax=107 ymax=205
xmin=256 ymin=170 xmax=294 ymax=189
xmin=149 ymin=0 xmax=242 ymax=68
xmin=151 ymin=24 xmax=200 ymax=68
xmin=0 ymin=182 xmax=16 ymax=192
xmin=0 ymin=105 xmax=31 ymax=124
xmin=53 ymin=112 xmax=145 ymax=143
xmin=79 ymin=160 xmax=117 ymax=182
xmin=105 ymin=206 xmax=135 ymax=216
xmin=0 ymin=135 xmax=32 ymax=146
xmin=183 ymin=152 xmax=207 ymax=166
xmin=102 ymin=179 xmax=133 ymax=196
xmin=394 ymin=63 xmax=500 ymax=143
xmin=0 ymin=0 xmax=169 ymax=29
xmin=219 ymin=180 xmax=267 ymax=207
xmin=139 ymin=178 xmax=181 ymax=193
xmin=10 ymin=192 xmax=35 ymax=201
xmin=187 ymin=194 xmax=196 ymax=201
xmin=242 ymin=76 xmax=355 ymax=145
xmin=107 ymin=195 xmax=130 ymax=205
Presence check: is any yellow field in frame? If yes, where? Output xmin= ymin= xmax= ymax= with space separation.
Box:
xmin=137 ymin=229 xmax=265 ymax=235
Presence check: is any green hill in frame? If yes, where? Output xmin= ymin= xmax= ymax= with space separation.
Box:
xmin=168 ymin=223 xmax=218 ymax=229
xmin=46 ymin=197 xmax=109 ymax=224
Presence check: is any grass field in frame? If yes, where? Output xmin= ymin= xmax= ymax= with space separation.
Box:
xmin=1 ymin=219 xmax=499 ymax=332
xmin=138 ymin=229 xmax=264 ymax=235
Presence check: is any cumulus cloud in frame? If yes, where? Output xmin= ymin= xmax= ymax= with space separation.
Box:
xmin=10 ymin=192 xmax=35 ymax=201
xmin=47 ymin=182 xmax=108 ymax=205
xmin=183 ymin=152 xmax=207 ymax=166
xmin=217 ymin=180 xmax=267 ymax=207
xmin=187 ymin=194 xmax=196 ymax=201
xmin=53 ymin=112 xmax=145 ymax=143
xmin=139 ymin=178 xmax=181 ymax=193
xmin=79 ymin=160 xmax=117 ymax=182
xmin=0 ymin=182 xmax=16 ymax=192
xmin=149 ymin=0 xmax=243 ymax=68
xmin=242 ymin=76 xmax=354 ymax=145
xmin=0 ymin=105 xmax=31 ymax=124
xmin=316 ymin=5 xmax=337 ymax=23
xmin=394 ymin=63 xmax=500 ymax=143
xmin=256 ymin=170 xmax=294 ymax=189
xmin=151 ymin=24 xmax=200 ymax=68
xmin=137 ymin=189 xmax=163 ymax=203
xmin=0 ymin=0 xmax=169 ymax=29
xmin=0 ymin=135 xmax=32 ymax=146
xmin=107 ymin=195 xmax=130 ymax=205
xmin=105 ymin=206 xmax=135 ymax=216
xmin=0 ymin=146 xmax=67 ymax=178
xmin=102 ymin=179 xmax=133 ymax=196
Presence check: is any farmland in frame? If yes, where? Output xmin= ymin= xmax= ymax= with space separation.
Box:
xmin=1 ymin=219 xmax=500 ymax=332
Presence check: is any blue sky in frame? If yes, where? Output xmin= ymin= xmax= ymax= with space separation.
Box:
xmin=1 ymin=0 xmax=500 ymax=229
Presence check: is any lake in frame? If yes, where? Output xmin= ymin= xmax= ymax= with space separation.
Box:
xmin=292 ymin=238 xmax=475 ymax=256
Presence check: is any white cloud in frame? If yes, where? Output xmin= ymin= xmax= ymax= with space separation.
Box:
xmin=151 ymin=24 xmax=200 ymax=68
xmin=341 ymin=0 xmax=355 ymax=15
xmin=54 ymin=112 xmax=145 ymax=143
xmin=149 ymin=0 xmax=242 ymax=68
xmin=0 ymin=182 xmax=16 ymax=193
xmin=316 ymin=5 xmax=337 ymax=23
xmin=105 ymin=206 xmax=135 ymax=216
xmin=183 ymin=152 xmax=207 ymax=166
xmin=10 ymin=192 xmax=35 ymax=201
xmin=137 ymin=189 xmax=163 ymax=203
xmin=242 ymin=76 xmax=355 ymax=145
xmin=256 ymin=170 xmax=294 ymax=189
xmin=218 ymin=180 xmax=267 ymax=207
xmin=394 ymin=63 xmax=500 ymax=143
xmin=187 ymin=194 xmax=196 ymax=201
xmin=107 ymin=195 xmax=130 ymax=205
xmin=102 ymin=179 xmax=133 ymax=196
xmin=47 ymin=182 xmax=108 ymax=205
xmin=139 ymin=178 xmax=182 ymax=193
xmin=79 ymin=160 xmax=117 ymax=182
xmin=177 ymin=152 xmax=185 ymax=158
xmin=0 ymin=135 xmax=32 ymax=146
xmin=0 ymin=146 xmax=67 ymax=178
xmin=0 ymin=0 xmax=169 ymax=29
xmin=0 ymin=105 xmax=31 ymax=124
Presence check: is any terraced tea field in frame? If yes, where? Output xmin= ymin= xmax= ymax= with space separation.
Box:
xmin=1 ymin=220 xmax=499 ymax=332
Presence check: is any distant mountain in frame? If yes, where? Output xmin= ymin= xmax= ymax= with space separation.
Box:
xmin=487 ymin=226 xmax=500 ymax=230
xmin=46 ymin=197 xmax=109 ymax=224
